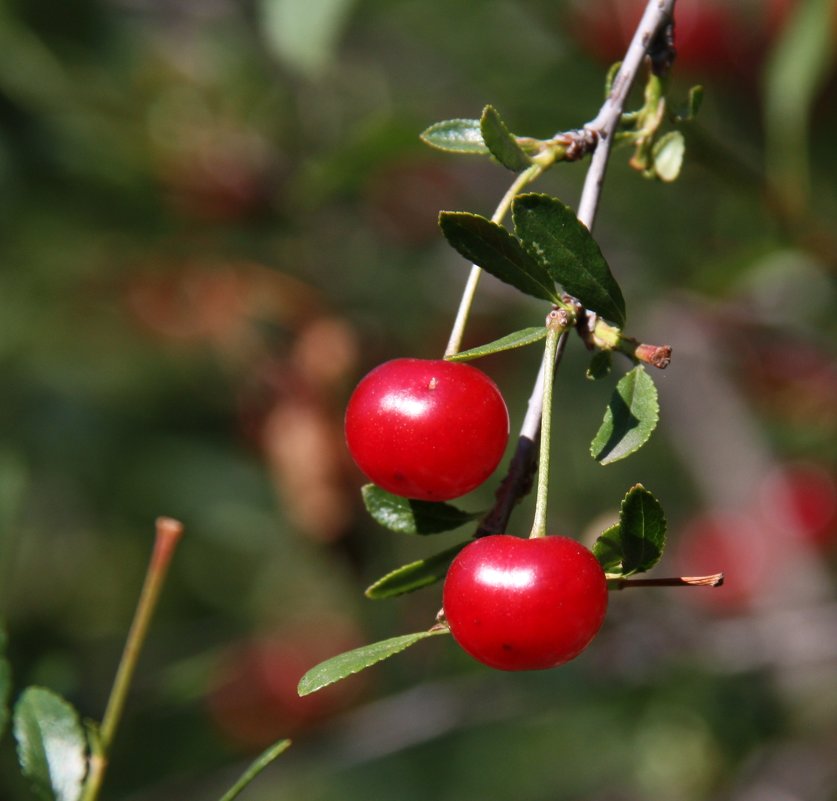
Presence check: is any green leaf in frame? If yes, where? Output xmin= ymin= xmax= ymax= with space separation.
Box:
xmin=365 ymin=543 xmax=467 ymax=599
xmin=14 ymin=687 xmax=87 ymax=801
xmin=480 ymin=105 xmax=531 ymax=172
xmin=592 ymin=522 xmax=623 ymax=575
xmin=652 ymin=131 xmax=685 ymax=182
xmin=298 ymin=630 xmax=448 ymax=696
xmin=446 ymin=327 xmax=547 ymax=362
xmin=420 ymin=119 xmax=489 ymax=155
xmin=362 ymin=485 xmax=481 ymax=535
xmin=439 ymin=211 xmax=560 ymax=304
xmin=592 ymin=486 xmax=667 ymax=577
xmin=586 ymin=351 xmax=612 ymax=381
xmin=257 ymin=0 xmax=356 ymax=77
xmin=619 ymin=484 xmax=666 ymax=575
xmin=512 ymin=193 xmax=626 ymax=326
xmin=218 ymin=739 xmax=292 ymax=801
xmin=591 ymin=365 xmax=659 ymax=465
xmin=0 ymin=627 xmax=10 ymax=740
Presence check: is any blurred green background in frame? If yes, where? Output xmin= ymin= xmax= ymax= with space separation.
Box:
xmin=1 ymin=0 xmax=836 ymax=799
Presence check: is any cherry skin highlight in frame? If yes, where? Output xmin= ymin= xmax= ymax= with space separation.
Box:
xmin=344 ymin=358 xmax=509 ymax=501
xmin=443 ymin=535 xmax=608 ymax=670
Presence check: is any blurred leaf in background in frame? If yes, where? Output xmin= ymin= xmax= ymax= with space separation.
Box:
xmin=259 ymin=0 xmax=358 ymax=78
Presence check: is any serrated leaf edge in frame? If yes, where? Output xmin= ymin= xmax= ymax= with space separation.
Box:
xmin=511 ymin=193 xmax=626 ymax=325
xmin=480 ymin=105 xmax=532 ymax=172
xmin=618 ymin=483 xmax=666 ymax=575
xmin=297 ymin=629 xmax=449 ymax=696
xmin=591 ymin=366 xmax=660 ymax=465
xmin=439 ymin=210 xmax=561 ymax=304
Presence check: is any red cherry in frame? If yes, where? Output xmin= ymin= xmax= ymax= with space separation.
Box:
xmin=344 ymin=358 xmax=509 ymax=501
xmin=443 ymin=535 xmax=608 ymax=671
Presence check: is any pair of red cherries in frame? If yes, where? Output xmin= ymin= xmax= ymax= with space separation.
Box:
xmin=345 ymin=358 xmax=608 ymax=671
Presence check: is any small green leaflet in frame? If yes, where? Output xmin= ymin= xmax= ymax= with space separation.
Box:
xmin=593 ymin=485 xmax=666 ymax=577
xmin=446 ymin=327 xmax=547 ymax=362
xmin=652 ymin=131 xmax=685 ymax=182
xmin=591 ymin=365 xmax=659 ymax=465
xmin=298 ymin=629 xmax=449 ymax=696
xmin=14 ymin=687 xmax=88 ymax=801
xmin=218 ymin=739 xmax=292 ymax=801
xmin=512 ymin=193 xmax=626 ymax=326
xmin=420 ymin=119 xmax=489 ymax=155
xmin=480 ymin=105 xmax=531 ymax=172
xmin=362 ymin=485 xmax=481 ymax=535
xmin=439 ymin=212 xmax=560 ymax=304
xmin=591 ymin=523 xmax=622 ymax=574
xmin=365 ymin=542 xmax=467 ymax=599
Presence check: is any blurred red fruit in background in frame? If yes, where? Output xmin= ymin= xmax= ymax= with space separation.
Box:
xmin=673 ymin=511 xmax=776 ymax=614
xmin=758 ymin=462 xmax=837 ymax=551
xmin=207 ymin=618 xmax=365 ymax=747
xmin=567 ymin=0 xmax=834 ymax=78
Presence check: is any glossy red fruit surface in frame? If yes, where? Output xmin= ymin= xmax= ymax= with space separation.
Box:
xmin=443 ymin=535 xmax=608 ymax=671
xmin=345 ymin=358 xmax=509 ymax=501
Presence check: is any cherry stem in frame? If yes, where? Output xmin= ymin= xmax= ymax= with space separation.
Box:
xmin=444 ymin=162 xmax=545 ymax=358
xmin=529 ymin=316 xmax=568 ymax=539
xmin=609 ymin=573 xmax=725 ymax=590
xmin=80 ymin=517 xmax=184 ymax=801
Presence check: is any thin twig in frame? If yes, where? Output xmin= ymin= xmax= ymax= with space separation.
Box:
xmin=611 ymin=573 xmax=725 ymax=589
xmin=578 ymin=0 xmax=676 ymax=229
xmin=477 ymin=0 xmax=676 ymax=534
